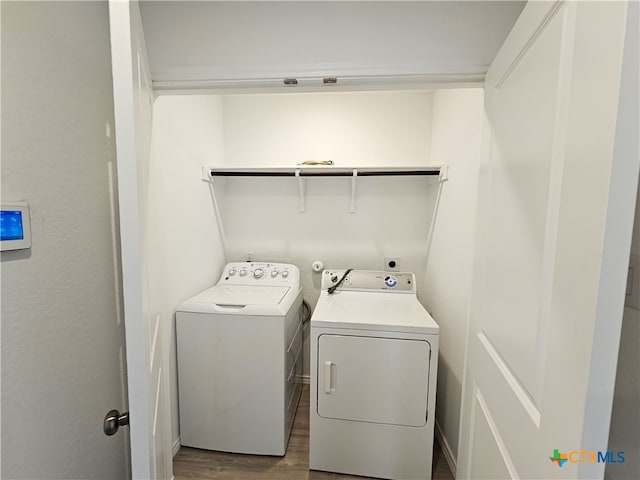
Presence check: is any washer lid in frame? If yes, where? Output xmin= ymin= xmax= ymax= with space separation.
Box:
xmin=177 ymin=285 xmax=293 ymax=315
xmin=187 ymin=285 xmax=290 ymax=306
xmin=311 ymin=291 xmax=439 ymax=334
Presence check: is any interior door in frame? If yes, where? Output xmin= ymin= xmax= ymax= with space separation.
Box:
xmin=109 ymin=1 xmax=171 ymax=478
xmin=458 ymin=2 xmax=638 ymax=479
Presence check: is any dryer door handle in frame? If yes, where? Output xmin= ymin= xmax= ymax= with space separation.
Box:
xmin=323 ymin=361 xmax=336 ymax=394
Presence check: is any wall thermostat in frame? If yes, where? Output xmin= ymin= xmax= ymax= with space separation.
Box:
xmin=1 ymin=202 xmax=32 ymax=251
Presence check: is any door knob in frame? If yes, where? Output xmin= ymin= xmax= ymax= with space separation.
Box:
xmin=103 ymin=409 xmax=129 ymax=436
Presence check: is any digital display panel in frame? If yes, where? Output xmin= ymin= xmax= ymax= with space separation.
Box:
xmin=1 ymin=210 xmax=24 ymax=241
xmin=1 ymin=203 xmax=31 ymax=251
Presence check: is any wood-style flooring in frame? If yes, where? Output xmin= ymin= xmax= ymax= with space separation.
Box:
xmin=174 ymin=385 xmax=454 ymax=480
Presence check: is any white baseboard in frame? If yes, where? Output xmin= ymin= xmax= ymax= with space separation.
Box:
xmin=435 ymin=419 xmax=457 ymax=478
xmin=172 ymin=437 xmax=181 ymax=457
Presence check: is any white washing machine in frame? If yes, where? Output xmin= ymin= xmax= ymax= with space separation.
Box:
xmin=310 ymin=269 xmax=439 ymax=480
xmin=176 ymin=262 xmax=303 ymax=456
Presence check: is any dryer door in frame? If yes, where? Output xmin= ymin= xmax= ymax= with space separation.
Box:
xmin=317 ymin=334 xmax=430 ymax=427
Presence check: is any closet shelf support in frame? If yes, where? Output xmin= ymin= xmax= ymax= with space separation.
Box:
xmin=350 ymin=169 xmax=358 ymax=213
xmin=295 ymin=169 xmax=306 ymax=213
xmin=439 ymin=165 xmax=449 ymax=182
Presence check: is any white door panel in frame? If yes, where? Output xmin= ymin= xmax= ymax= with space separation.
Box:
xmin=109 ymin=1 xmax=171 ymax=478
xmin=480 ymin=7 xmax=564 ymax=403
xmin=468 ymin=387 xmax=515 ymax=480
xmin=317 ymin=335 xmax=430 ymax=427
xmin=459 ymin=2 xmax=636 ymax=479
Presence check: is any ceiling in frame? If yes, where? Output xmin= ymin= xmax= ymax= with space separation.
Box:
xmin=140 ymin=1 xmax=526 ymax=89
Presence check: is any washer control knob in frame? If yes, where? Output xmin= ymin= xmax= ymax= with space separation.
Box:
xmin=282 ymin=270 xmax=289 ymax=278
xmin=239 ymin=269 xmax=247 ymax=277
xmin=253 ymin=268 xmax=264 ymax=279
xmin=228 ymin=268 xmax=236 ymax=276
xmin=384 ymin=275 xmax=398 ymax=288
xmin=271 ymin=270 xmax=279 ymax=278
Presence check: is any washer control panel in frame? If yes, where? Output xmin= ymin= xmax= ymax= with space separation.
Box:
xmin=321 ymin=269 xmax=415 ymax=293
xmin=220 ymin=262 xmax=299 ymax=287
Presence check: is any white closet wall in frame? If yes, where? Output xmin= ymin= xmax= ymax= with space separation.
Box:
xmin=147 ymin=95 xmax=227 ymax=449
xmin=222 ymin=91 xmax=433 ymax=166
xmin=419 ymin=88 xmax=484 ymax=473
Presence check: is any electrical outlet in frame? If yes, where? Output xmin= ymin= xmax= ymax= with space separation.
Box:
xmin=384 ymin=257 xmax=400 ymax=271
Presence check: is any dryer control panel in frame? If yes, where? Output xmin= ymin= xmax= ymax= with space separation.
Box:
xmin=322 ymin=269 xmax=415 ymax=293
xmin=220 ymin=262 xmax=300 ymax=288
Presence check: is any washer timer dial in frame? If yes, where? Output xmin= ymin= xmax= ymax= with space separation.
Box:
xmin=384 ymin=275 xmax=399 ymax=288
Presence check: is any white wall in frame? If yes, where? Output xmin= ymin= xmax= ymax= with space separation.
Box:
xmin=419 ymin=89 xmax=484 ymax=473
xmin=147 ymin=95 xmax=227 ymax=449
xmin=222 ymin=91 xmax=432 ymax=166
xmin=1 ymin=2 xmax=128 ymax=478
xmin=220 ymin=91 xmax=437 ymax=378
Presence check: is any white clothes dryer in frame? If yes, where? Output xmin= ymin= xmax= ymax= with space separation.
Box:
xmin=176 ymin=262 xmax=303 ymax=456
xmin=310 ymin=269 xmax=439 ymax=480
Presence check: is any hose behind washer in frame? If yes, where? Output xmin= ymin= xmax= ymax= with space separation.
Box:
xmin=301 ymin=299 xmax=312 ymax=324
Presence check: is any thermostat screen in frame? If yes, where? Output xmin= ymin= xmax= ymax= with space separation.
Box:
xmin=1 ymin=210 xmax=24 ymax=241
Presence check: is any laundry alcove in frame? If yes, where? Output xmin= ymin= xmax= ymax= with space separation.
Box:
xmin=144 ymin=86 xmax=484 ymax=471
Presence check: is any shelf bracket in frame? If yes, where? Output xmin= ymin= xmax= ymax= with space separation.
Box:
xmin=203 ymin=166 xmax=213 ymax=183
xmin=295 ymin=169 xmax=306 ymax=213
xmin=438 ymin=164 xmax=449 ymax=182
xmin=350 ymin=169 xmax=358 ymax=213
